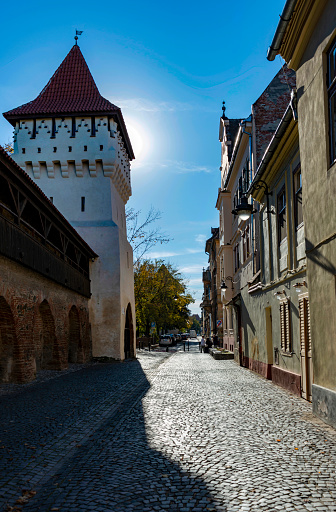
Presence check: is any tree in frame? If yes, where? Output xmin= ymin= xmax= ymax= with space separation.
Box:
xmin=134 ymin=259 xmax=194 ymax=337
xmin=2 ymin=142 xmax=13 ymax=154
xmin=126 ymin=206 xmax=171 ymax=265
xmin=189 ymin=315 xmax=201 ymax=334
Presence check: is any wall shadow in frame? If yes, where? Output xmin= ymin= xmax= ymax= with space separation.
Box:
xmin=0 ymin=358 xmax=224 ymax=512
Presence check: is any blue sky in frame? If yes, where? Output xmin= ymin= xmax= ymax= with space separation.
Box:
xmin=0 ymin=0 xmax=285 ymax=314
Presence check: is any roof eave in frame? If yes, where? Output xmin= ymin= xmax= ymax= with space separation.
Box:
xmin=267 ymin=0 xmax=299 ymax=61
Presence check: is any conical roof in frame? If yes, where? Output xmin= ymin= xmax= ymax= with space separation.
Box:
xmin=3 ymin=45 xmax=134 ymax=159
xmin=4 ymin=45 xmax=119 ymax=117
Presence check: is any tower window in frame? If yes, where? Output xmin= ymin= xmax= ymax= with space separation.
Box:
xmin=91 ymin=116 xmax=96 ymax=137
xmin=81 ymin=197 xmax=85 ymax=212
xmin=37 ymin=147 xmax=41 ymax=153
xmin=53 ymin=147 xmax=57 ymax=153
xmin=84 ymin=145 xmax=87 ymax=151
xmin=51 ymin=118 xmax=56 ymax=138
xmin=71 ymin=117 xmax=76 ymax=138
xmin=100 ymin=145 xmax=103 ymax=151
xmin=68 ymin=146 xmax=72 ymax=152
xmin=22 ymin=148 xmax=25 ymax=154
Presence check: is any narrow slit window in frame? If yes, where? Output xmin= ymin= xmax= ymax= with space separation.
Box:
xmin=51 ymin=118 xmax=56 ymax=138
xmin=50 ymin=197 xmax=53 ymax=204
xmin=37 ymin=147 xmax=41 ymax=153
xmin=22 ymin=148 xmax=25 ymax=154
xmin=53 ymin=147 xmax=57 ymax=153
xmin=84 ymin=145 xmax=87 ymax=152
xmin=68 ymin=146 xmax=72 ymax=152
xmin=81 ymin=197 xmax=85 ymax=212
xmin=71 ymin=117 xmax=76 ymax=138
xmin=100 ymin=145 xmax=103 ymax=151
xmin=91 ymin=116 xmax=96 ymax=137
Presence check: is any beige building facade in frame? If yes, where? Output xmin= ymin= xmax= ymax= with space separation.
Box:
xmin=267 ymin=0 xmax=336 ymax=428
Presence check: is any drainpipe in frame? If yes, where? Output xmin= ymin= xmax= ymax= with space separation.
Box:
xmin=267 ymin=0 xmax=298 ymax=61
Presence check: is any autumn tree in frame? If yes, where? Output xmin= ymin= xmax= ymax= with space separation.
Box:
xmin=134 ymin=259 xmax=194 ymax=337
xmin=126 ymin=207 xmax=171 ymax=265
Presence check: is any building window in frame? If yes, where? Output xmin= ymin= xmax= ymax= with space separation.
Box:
xmin=51 ymin=118 xmax=56 ymax=138
xmin=280 ymin=299 xmax=291 ymax=352
xmin=100 ymin=145 xmax=103 ymax=151
xmin=246 ymin=226 xmax=250 ymax=258
xmin=293 ymin=163 xmax=303 ymax=228
xmin=91 ymin=116 xmax=96 ymax=137
xmin=234 ymin=244 xmax=240 ymax=272
xmin=37 ymin=147 xmax=41 ymax=153
xmin=22 ymin=148 xmax=25 ymax=154
xmin=277 ymin=187 xmax=287 ymax=244
xmin=68 ymin=146 xmax=72 ymax=152
xmin=81 ymin=197 xmax=85 ymax=212
xmin=50 ymin=197 xmax=53 ymax=204
xmin=327 ymin=37 xmax=336 ymax=165
xmin=71 ymin=117 xmax=76 ymax=138
xmin=53 ymin=147 xmax=57 ymax=153
xmin=84 ymin=145 xmax=87 ymax=152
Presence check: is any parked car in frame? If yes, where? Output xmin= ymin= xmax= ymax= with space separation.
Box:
xmin=181 ymin=333 xmax=188 ymax=341
xmin=159 ymin=336 xmax=173 ymax=347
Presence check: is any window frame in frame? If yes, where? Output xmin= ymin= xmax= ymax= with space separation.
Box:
xmin=277 ymin=187 xmax=287 ymax=245
xmin=293 ymin=162 xmax=303 ymax=229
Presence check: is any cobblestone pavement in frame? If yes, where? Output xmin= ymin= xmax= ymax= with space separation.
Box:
xmin=1 ymin=343 xmax=336 ymax=512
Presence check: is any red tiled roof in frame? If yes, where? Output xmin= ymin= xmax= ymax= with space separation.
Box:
xmin=3 ymin=45 xmax=135 ymax=160
xmin=3 ymin=45 xmax=119 ymax=118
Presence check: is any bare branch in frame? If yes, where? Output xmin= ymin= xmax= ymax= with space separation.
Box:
xmin=126 ymin=206 xmax=172 ymax=265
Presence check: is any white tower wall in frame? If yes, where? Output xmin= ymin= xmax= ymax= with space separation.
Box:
xmin=12 ymin=114 xmax=135 ymax=360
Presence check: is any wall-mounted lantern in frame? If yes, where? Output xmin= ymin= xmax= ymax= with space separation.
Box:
xmin=232 ymin=179 xmax=274 ymax=222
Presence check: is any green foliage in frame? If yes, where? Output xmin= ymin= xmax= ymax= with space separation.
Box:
xmin=2 ymin=142 xmax=13 ymax=154
xmin=134 ymin=260 xmax=194 ymax=336
xmin=190 ymin=316 xmax=201 ymax=334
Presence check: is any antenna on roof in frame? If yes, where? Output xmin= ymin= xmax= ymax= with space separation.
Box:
xmin=74 ymin=30 xmax=83 ymax=45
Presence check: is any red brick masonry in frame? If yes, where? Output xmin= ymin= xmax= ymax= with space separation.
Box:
xmin=0 ymin=255 xmax=91 ymax=384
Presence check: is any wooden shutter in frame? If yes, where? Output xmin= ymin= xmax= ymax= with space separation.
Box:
xmin=285 ymin=300 xmax=291 ymax=352
xmin=280 ymin=302 xmax=286 ymax=351
xmin=280 ymin=299 xmax=291 ymax=352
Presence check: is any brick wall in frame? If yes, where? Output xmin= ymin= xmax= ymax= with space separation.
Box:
xmin=0 ymin=254 xmax=91 ymax=383
xmin=253 ymin=66 xmax=296 ymax=167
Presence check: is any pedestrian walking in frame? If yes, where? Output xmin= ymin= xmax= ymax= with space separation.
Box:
xmin=200 ymin=336 xmax=206 ymax=353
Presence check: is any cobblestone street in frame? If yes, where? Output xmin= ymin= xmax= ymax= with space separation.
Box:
xmin=1 ymin=343 xmax=336 ymax=512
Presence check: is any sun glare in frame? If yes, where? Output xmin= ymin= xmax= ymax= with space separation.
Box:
xmin=125 ymin=118 xmax=151 ymax=163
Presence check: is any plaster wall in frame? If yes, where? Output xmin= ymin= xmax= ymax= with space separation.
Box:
xmin=11 ymin=115 xmax=135 ymax=360
xmin=295 ymin=0 xmax=336 ymax=392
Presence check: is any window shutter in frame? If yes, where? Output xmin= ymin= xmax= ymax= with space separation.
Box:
xmin=280 ymin=303 xmax=286 ymax=351
xmin=299 ymin=298 xmax=305 ymax=354
xmin=285 ymin=300 xmax=291 ymax=352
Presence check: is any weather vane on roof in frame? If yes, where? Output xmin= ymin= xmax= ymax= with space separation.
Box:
xmin=74 ymin=30 xmax=83 ymax=45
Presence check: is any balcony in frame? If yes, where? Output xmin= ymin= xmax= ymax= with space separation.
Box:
xmin=202 ymin=269 xmax=211 ymax=283
xmin=200 ymin=297 xmax=212 ymax=312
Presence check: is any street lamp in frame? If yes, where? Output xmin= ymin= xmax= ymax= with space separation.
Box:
xmin=232 ymin=179 xmax=274 ymax=222
xmin=221 ymin=276 xmax=234 ymax=290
